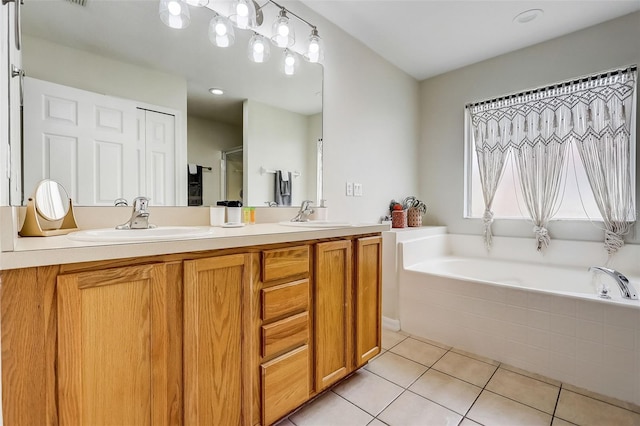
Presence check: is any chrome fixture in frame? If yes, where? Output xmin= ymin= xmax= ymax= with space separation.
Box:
xmin=114 ymin=198 xmax=128 ymax=207
xmin=291 ymin=200 xmax=314 ymax=222
xmin=271 ymin=8 xmax=294 ymax=48
xmin=158 ymin=0 xmax=324 ymax=73
xmin=117 ymin=196 xmax=156 ymax=230
xmin=265 ymin=201 xmax=277 ymax=207
xmin=589 ymin=266 xmax=638 ymax=300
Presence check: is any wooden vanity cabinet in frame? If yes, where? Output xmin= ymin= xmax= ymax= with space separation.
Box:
xmin=56 ymin=263 xmax=176 ymax=426
xmin=257 ymin=245 xmax=312 ymax=426
xmin=183 ymin=254 xmax=252 ymax=425
xmin=354 ymin=236 xmax=383 ymax=367
xmin=0 ymin=233 xmax=382 ymax=426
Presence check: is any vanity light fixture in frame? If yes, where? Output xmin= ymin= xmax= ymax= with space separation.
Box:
xmin=209 ymin=13 xmax=235 ymax=48
xmin=159 ymin=0 xmax=191 ymax=29
xmin=283 ymin=49 xmax=297 ymax=76
xmin=513 ymin=8 xmax=544 ymax=24
xmin=271 ymin=8 xmax=295 ymax=48
xmin=248 ymin=33 xmax=270 ymax=63
xmin=158 ymin=0 xmax=324 ymax=71
xmin=209 ymin=88 xmax=224 ymax=95
xmin=304 ymin=27 xmax=324 ymax=63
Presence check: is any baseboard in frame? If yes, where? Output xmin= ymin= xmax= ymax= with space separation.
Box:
xmin=382 ymin=316 xmax=401 ymax=331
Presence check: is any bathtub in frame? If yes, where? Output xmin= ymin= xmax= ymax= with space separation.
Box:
xmin=398 ymin=233 xmax=640 ymax=406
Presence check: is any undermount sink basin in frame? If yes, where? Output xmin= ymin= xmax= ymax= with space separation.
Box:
xmin=67 ymin=226 xmax=216 ymax=242
xmin=278 ymin=220 xmax=352 ymax=228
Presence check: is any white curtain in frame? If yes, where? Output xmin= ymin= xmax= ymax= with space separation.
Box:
xmin=570 ymin=71 xmax=637 ymax=257
xmin=468 ymin=67 xmax=637 ymax=253
xmin=470 ymin=111 xmax=510 ymax=249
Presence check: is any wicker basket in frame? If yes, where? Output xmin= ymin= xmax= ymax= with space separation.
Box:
xmin=407 ymin=207 xmax=423 ymax=227
xmin=391 ymin=210 xmax=407 ymax=228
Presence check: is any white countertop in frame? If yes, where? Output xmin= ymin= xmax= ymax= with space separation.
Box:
xmin=1 ymin=223 xmax=389 ymax=270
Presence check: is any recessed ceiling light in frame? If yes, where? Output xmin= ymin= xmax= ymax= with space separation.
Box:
xmin=209 ymin=88 xmax=224 ymax=95
xmin=513 ymin=9 xmax=544 ymax=24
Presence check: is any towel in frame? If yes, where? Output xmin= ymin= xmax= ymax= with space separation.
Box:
xmin=279 ymin=169 xmax=290 ymax=181
xmin=275 ymin=170 xmax=292 ymax=206
xmin=188 ymin=163 xmax=197 ymax=175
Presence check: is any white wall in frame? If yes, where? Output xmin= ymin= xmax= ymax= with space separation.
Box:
xmin=22 ymin=35 xmax=187 ymax=115
xmin=306 ymin=113 xmax=322 ymax=204
xmin=187 ymin=116 xmax=242 ymax=206
xmin=245 ymin=99 xmax=311 ymax=206
xmin=285 ymin=1 xmax=420 ymax=223
xmin=419 ymin=12 xmax=640 ymax=243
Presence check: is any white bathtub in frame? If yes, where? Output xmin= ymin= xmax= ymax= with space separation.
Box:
xmin=398 ymin=234 xmax=640 ymax=406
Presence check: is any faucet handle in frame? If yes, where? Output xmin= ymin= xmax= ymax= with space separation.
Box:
xmin=132 ymin=196 xmax=150 ymax=211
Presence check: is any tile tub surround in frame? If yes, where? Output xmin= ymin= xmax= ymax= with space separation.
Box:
xmin=398 ymin=234 xmax=640 ymax=407
xmin=277 ymin=330 xmax=640 ymax=426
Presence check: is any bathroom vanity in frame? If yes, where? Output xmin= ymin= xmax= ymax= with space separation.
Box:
xmin=0 ymin=222 xmax=385 ymax=425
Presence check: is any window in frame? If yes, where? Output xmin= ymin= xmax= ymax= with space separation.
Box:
xmin=463 ymin=67 xmax=637 ymax=252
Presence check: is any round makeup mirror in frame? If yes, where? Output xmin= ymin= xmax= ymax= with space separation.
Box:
xmin=34 ymin=179 xmax=70 ymax=221
xmin=19 ymin=179 xmax=78 ymax=237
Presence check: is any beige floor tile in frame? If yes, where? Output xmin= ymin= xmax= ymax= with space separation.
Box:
xmin=459 ymin=418 xmax=482 ymax=426
xmin=409 ymin=369 xmax=482 ymax=415
xmin=365 ymin=351 xmax=428 ymax=388
xmin=432 ymin=351 xmax=498 ymax=387
xmin=382 ymin=330 xmax=408 ymax=350
xmin=562 ymin=383 xmax=640 ymax=415
xmin=409 ymin=334 xmax=452 ymax=350
xmin=378 ymin=391 xmax=462 ymax=426
xmin=273 ymin=418 xmax=295 ymax=426
xmin=289 ymin=391 xmax=373 ymax=426
xmin=555 ymin=390 xmax=640 ymax=426
xmin=467 ymin=391 xmax=552 ymax=426
xmin=389 ymin=337 xmax=447 ymax=366
xmin=333 ymin=369 xmax=404 ymax=416
xmin=451 ymin=347 xmax=500 ymax=366
xmin=486 ymin=368 xmax=560 ymax=414
xmin=367 ymin=419 xmax=387 ymax=426
xmin=500 ymin=363 xmax=562 ymax=387
xmin=552 ymin=418 xmax=576 ymax=426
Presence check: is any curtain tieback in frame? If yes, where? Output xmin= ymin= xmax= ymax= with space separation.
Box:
xmin=604 ymin=229 xmax=625 ymax=256
xmin=533 ymin=225 xmax=550 ymax=252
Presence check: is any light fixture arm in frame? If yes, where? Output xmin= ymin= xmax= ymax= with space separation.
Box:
xmin=268 ymin=0 xmax=316 ymax=30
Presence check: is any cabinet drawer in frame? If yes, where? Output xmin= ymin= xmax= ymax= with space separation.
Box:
xmin=262 ymin=245 xmax=309 ymax=282
xmin=261 ymin=345 xmax=309 ymax=426
xmin=262 ymin=279 xmax=309 ymax=322
xmin=261 ymin=312 xmax=309 ymax=358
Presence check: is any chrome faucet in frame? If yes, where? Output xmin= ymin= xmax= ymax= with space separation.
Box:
xmin=589 ymin=266 xmax=638 ymax=300
xmin=291 ymin=200 xmax=314 ymax=222
xmin=116 ymin=196 xmax=156 ymax=230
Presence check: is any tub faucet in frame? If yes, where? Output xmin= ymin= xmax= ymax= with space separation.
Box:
xmin=589 ymin=266 xmax=638 ymax=300
xmin=116 ymin=196 xmax=156 ymax=230
xmin=291 ymin=200 xmax=314 ymax=222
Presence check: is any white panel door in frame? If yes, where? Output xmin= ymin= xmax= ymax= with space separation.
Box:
xmin=141 ymin=109 xmax=175 ymax=206
xmin=23 ymin=78 xmax=138 ymax=205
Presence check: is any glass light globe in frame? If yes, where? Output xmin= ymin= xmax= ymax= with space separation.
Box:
xmin=271 ymin=9 xmax=294 ymax=48
xmin=208 ymin=15 xmax=235 ymax=48
xmin=248 ymin=33 xmax=270 ymax=63
xmin=159 ymin=0 xmax=190 ymax=29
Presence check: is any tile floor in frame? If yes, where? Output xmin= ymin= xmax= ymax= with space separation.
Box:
xmin=277 ymin=330 xmax=640 ymax=426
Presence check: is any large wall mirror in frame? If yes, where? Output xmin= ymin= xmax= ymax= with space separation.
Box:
xmin=20 ymin=0 xmax=322 ymax=207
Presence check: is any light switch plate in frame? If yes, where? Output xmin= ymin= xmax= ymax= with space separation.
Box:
xmin=346 ymin=182 xmax=354 ymax=196
xmin=354 ymin=183 xmax=363 ymax=197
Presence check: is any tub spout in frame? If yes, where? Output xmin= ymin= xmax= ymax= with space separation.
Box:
xmin=589 ymin=266 xmax=638 ymax=300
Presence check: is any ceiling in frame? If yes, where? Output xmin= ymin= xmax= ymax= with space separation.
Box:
xmin=299 ymin=0 xmax=640 ymax=81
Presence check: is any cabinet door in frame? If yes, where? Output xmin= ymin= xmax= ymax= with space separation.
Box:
xmin=355 ymin=236 xmax=383 ymax=367
xmin=57 ymin=263 xmax=171 ymax=426
xmin=183 ymin=254 xmax=251 ymax=425
xmin=314 ymin=240 xmax=352 ymax=391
